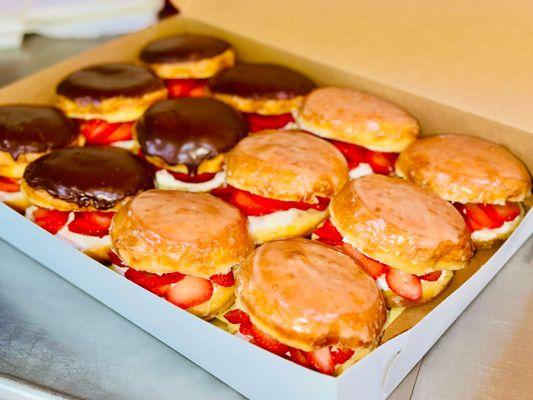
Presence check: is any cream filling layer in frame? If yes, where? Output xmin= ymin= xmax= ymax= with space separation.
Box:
xmin=349 ymin=163 xmax=374 ymax=180
xmin=471 ymin=212 xmax=523 ymax=242
xmin=155 ymin=169 xmax=226 ymax=192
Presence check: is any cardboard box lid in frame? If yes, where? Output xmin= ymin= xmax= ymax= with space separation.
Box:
xmin=177 ymin=0 xmax=533 ymax=134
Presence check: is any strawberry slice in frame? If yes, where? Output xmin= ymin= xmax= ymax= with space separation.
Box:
xmin=289 ymin=348 xmax=312 ymax=368
xmin=167 ymin=275 xmax=213 ymax=309
xmin=419 ymin=271 xmax=442 ymax=281
xmin=108 ymin=251 xmax=125 ymax=267
xmin=305 ymin=348 xmax=335 ymax=375
xmin=125 ymin=268 xmax=185 ymax=291
xmin=224 ymin=309 xmax=250 ymax=325
xmin=166 ymin=78 xmax=208 ymax=98
xmin=210 ymin=271 xmax=235 ymax=287
xmin=151 ymin=284 xmax=171 ymax=297
xmin=244 ymin=113 xmax=295 ymax=133
xmin=330 ymin=348 xmax=355 ymax=365
xmin=251 ymin=324 xmax=289 ymax=356
xmin=210 ymin=186 xmax=234 ymax=202
xmin=67 ymin=211 xmax=115 ymax=237
xmin=167 ymin=170 xmax=217 ymax=183
xmin=313 ymin=219 xmax=343 ymax=246
xmin=481 ymin=203 xmax=520 ymax=224
xmin=340 ymin=244 xmax=389 ymax=278
xmin=0 ymin=176 xmax=20 ymax=192
xmin=331 ymin=140 xmax=367 ymax=169
xmin=386 ymin=269 xmax=422 ymax=301
xmin=462 ymin=203 xmax=500 ymax=230
xmin=79 ymin=120 xmax=132 ymax=145
xmin=365 ymin=151 xmax=398 ymax=175
xmin=32 ymin=208 xmax=69 ymax=234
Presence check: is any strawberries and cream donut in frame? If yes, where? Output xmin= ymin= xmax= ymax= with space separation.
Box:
xmin=313 ymin=175 xmax=474 ymax=308
xmin=0 ymin=105 xmax=82 ymax=212
xmin=210 ymin=63 xmax=315 ymax=133
xmin=110 ymin=190 xmax=254 ymax=320
xmin=56 ymin=63 xmax=167 ymax=149
xmin=226 ymin=238 xmax=386 ymax=376
xmin=396 ymin=135 xmax=531 ymax=248
xmin=135 ymin=98 xmax=247 ymax=192
xmin=22 ymin=147 xmax=153 ymax=262
xmin=218 ymin=130 xmax=348 ymax=243
xmin=140 ymin=34 xmax=235 ymax=98
xmin=295 ymin=87 xmax=419 ymax=178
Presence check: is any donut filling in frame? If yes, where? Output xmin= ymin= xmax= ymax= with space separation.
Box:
xmin=331 ymin=140 xmax=398 ymax=176
xmin=211 ymin=186 xmax=329 ymax=216
xmin=108 ymin=251 xmax=234 ymax=309
xmin=154 ymin=169 xmax=226 ymax=192
xmin=223 ymin=308 xmax=357 ymax=376
xmin=165 ymin=78 xmax=209 ymax=98
xmin=453 ymin=202 xmax=522 ymax=233
xmin=244 ymin=112 xmax=295 ymax=133
xmin=0 ymin=176 xmax=21 ymax=196
xmin=79 ymin=119 xmax=134 ymax=146
xmin=313 ymin=219 xmax=444 ymax=302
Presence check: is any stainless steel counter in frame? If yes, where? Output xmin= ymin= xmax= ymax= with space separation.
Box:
xmin=0 ymin=34 xmax=532 ymax=400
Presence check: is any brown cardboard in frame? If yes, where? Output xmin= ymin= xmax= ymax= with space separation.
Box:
xmin=177 ymin=0 xmax=533 ymax=134
xmin=0 ymin=16 xmax=530 ymax=341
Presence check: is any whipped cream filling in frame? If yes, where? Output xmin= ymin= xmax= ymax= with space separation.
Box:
xmin=471 ymin=211 xmax=523 ymax=242
xmin=26 ymin=206 xmax=111 ymax=251
xmin=0 ymin=190 xmax=24 ymax=202
xmin=111 ymin=139 xmax=136 ymax=151
xmin=155 ymin=169 xmax=226 ymax=192
xmin=349 ymin=163 xmax=374 ymax=180
xmin=248 ymin=207 xmax=322 ymax=233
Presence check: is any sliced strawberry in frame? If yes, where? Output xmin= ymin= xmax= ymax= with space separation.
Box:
xmin=67 ymin=211 xmax=115 ymax=237
xmin=79 ymin=120 xmax=132 ymax=145
xmin=331 ymin=140 xmax=367 ymax=169
xmin=230 ymin=188 xmax=272 ymax=216
xmin=330 ymin=348 xmax=355 ymax=365
xmin=481 ymin=203 xmax=520 ymax=224
xmin=312 ymin=219 xmax=343 ymax=246
xmin=386 ymin=269 xmax=422 ymax=301
xmin=244 ymin=113 xmax=295 ymax=133
xmin=210 ymin=271 xmax=235 ymax=287
xmin=224 ymin=309 xmax=250 ymax=325
xmin=101 ymin=121 xmax=133 ymax=143
xmin=32 ymin=208 xmax=69 ymax=234
xmin=419 ymin=271 xmax=442 ymax=281
xmin=340 ymin=244 xmax=389 ymax=278
xmin=210 ymin=186 xmax=234 ymax=202
xmin=151 ymin=284 xmax=171 ymax=297
xmin=108 ymin=250 xmax=125 ymax=267
xmin=167 ymin=170 xmax=217 ymax=183
xmin=239 ymin=320 xmax=253 ymax=336
xmin=167 ymin=275 xmax=213 ymax=309
xmin=166 ymin=78 xmax=208 ymax=98
xmin=125 ymin=268 xmax=185 ymax=290
xmin=365 ymin=151 xmax=398 ymax=175
xmin=251 ymin=324 xmax=289 ymax=356
xmin=289 ymin=348 xmax=312 ymax=368
xmin=0 ymin=176 xmax=20 ymax=192
xmin=305 ymin=348 xmax=335 ymax=375
xmin=463 ymin=203 xmax=500 ymax=230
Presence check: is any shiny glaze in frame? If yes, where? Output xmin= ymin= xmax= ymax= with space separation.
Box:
xmin=56 ymin=63 xmax=164 ymax=100
xmin=209 ymin=63 xmax=315 ymax=100
xmin=24 ymin=147 xmax=153 ymax=209
xmin=0 ymin=105 xmax=77 ymax=160
xmin=136 ymin=98 xmax=247 ymax=172
xmin=140 ymin=34 xmax=231 ymax=63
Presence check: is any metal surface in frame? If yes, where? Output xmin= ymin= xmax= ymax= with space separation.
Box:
xmin=0 ymin=34 xmax=532 ymax=400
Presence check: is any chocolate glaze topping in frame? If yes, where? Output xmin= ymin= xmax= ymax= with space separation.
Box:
xmin=136 ymin=98 xmax=248 ymax=173
xmin=140 ymin=34 xmax=231 ymax=64
xmin=209 ymin=63 xmax=315 ymax=100
xmin=24 ymin=147 xmax=154 ymax=209
xmin=56 ymin=63 xmax=165 ymax=100
xmin=0 ymin=105 xmax=78 ymax=160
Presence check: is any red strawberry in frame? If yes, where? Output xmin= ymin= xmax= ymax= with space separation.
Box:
xmin=239 ymin=320 xmax=253 ymax=337
xmin=289 ymin=348 xmax=312 ymax=368
xmin=419 ymin=271 xmax=442 ymax=281
xmin=151 ymin=284 xmax=171 ymax=297
xmin=251 ymin=324 xmax=289 ymax=356
xmin=331 ymin=348 xmax=355 ymax=365
xmin=230 ymin=188 xmax=275 ymax=216
xmin=481 ymin=203 xmax=520 ymax=224
xmin=99 ymin=122 xmax=133 ymax=143
xmin=32 ymin=208 xmax=69 ymax=234
xmin=210 ymin=186 xmax=234 ymax=202
xmin=224 ymin=309 xmax=250 ymax=325
xmin=305 ymin=348 xmax=335 ymax=375
xmin=0 ymin=176 xmax=20 ymax=192
xmin=68 ymin=211 xmax=115 ymax=237
xmin=167 ymin=170 xmax=217 ymax=183
xmin=313 ymin=219 xmax=343 ymax=246
xmin=365 ymin=151 xmax=398 ymax=175
xmin=340 ymin=243 xmax=389 ymax=278
xmin=108 ymin=251 xmax=126 ymax=267
xmin=125 ymin=268 xmax=185 ymax=289
xmin=166 ymin=78 xmax=208 ymax=98
xmin=331 ymin=140 xmax=367 ymax=169
xmin=167 ymin=276 xmax=213 ymax=309
xmin=245 ymin=113 xmax=295 ymax=133
xmin=210 ymin=271 xmax=235 ymax=287
xmin=462 ymin=204 xmax=500 ymax=230
xmin=386 ymin=269 xmax=422 ymax=301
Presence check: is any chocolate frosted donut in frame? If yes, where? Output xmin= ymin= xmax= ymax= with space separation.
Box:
xmin=0 ymin=105 xmax=78 ymax=160
xmin=56 ymin=63 xmax=165 ymax=100
xmin=24 ymin=147 xmax=153 ymax=209
xmin=136 ymin=98 xmax=248 ymax=171
xmin=140 ymin=34 xmax=231 ymax=64
xmin=209 ymin=64 xmax=315 ymax=100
